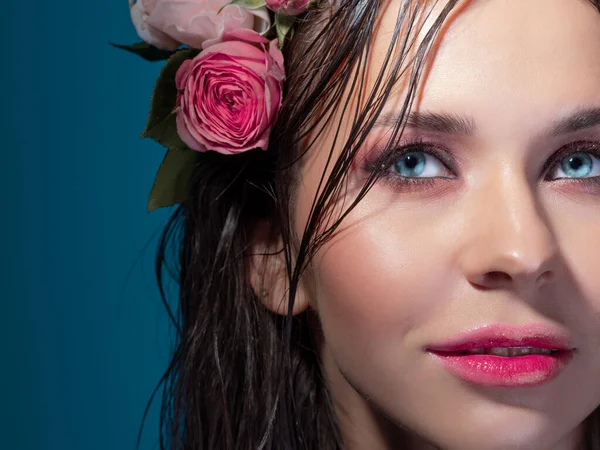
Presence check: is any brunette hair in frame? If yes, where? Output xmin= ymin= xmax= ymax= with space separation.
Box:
xmin=140 ymin=1 xmax=600 ymax=449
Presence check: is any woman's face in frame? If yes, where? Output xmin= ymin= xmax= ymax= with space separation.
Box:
xmin=293 ymin=1 xmax=600 ymax=449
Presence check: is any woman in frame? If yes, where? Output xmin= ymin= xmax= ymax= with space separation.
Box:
xmin=125 ymin=0 xmax=600 ymax=448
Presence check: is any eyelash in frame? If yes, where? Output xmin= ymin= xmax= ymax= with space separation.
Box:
xmin=363 ymin=139 xmax=600 ymax=192
xmin=362 ymin=139 xmax=455 ymax=192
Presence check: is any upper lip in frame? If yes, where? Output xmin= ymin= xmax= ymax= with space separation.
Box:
xmin=426 ymin=323 xmax=574 ymax=352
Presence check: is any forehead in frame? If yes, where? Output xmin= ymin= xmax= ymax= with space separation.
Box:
xmin=296 ymin=0 xmax=600 ymax=199
xmin=372 ymin=0 xmax=600 ymax=134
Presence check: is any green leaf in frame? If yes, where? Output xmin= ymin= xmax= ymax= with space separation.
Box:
xmin=219 ymin=0 xmax=266 ymax=13
xmin=275 ymin=13 xmax=296 ymax=49
xmin=233 ymin=0 xmax=267 ymax=8
xmin=148 ymin=147 xmax=199 ymax=212
xmin=142 ymin=49 xmax=198 ymax=143
xmin=143 ymin=113 xmax=187 ymax=150
xmin=110 ymin=41 xmax=175 ymax=62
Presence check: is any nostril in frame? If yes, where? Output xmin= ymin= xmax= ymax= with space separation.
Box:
xmin=536 ymin=270 xmax=555 ymax=287
xmin=474 ymin=270 xmax=554 ymax=289
xmin=468 ymin=271 xmax=513 ymax=290
xmin=485 ymin=271 xmax=512 ymax=284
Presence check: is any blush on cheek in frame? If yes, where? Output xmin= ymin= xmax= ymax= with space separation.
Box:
xmin=313 ymin=218 xmax=448 ymax=353
xmin=311 ymin=219 xmax=461 ymax=439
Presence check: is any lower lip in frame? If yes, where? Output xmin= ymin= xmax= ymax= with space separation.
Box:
xmin=428 ymin=350 xmax=574 ymax=387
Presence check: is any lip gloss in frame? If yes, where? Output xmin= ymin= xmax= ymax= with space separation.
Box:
xmin=428 ymin=351 xmax=573 ymax=387
xmin=426 ymin=324 xmax=575 ymax=387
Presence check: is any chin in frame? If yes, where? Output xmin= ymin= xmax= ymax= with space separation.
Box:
xmin=395 ymin=405 xmax=580 ymax=450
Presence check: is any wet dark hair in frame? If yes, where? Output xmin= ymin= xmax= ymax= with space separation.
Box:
xmin=141 ymin=1 xmax=600 ymax=449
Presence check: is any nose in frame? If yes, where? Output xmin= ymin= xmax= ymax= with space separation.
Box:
xmin=458 ymin=169 xmax=559 ymax=293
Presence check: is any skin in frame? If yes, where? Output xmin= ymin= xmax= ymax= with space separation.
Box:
xmin=258 ymin=0 xmax=600 ymax=448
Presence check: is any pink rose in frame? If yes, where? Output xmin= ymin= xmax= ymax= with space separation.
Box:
xmin=129 ymin=0 xmax=271 ymax=51
xmin=129 ymin=0 xmax=179 ymax=50
xmin=175 ymin=29 xmax=286 ymax=154
xmin=265 ymin=0 xmax=310 ymax=16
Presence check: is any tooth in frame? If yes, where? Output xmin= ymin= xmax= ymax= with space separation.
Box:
xmin=510 ymin=347 xmax=531 ymax=356
xmin=475 ymin=347 xmax=556 ymax=357
xmin=467 ymin=348 xmax=485 ymax=354
xmin=488 ymin=348 xmax=510 ymax=356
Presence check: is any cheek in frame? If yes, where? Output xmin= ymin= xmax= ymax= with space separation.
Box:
xmin=311 ymin=204 xmax=454 ymax=367
xmin=552 ymin=206 xmax=600 ymax=346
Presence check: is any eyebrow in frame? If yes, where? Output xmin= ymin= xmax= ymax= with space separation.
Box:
xmin=551 ymin=107 xmax=600 ymax=135
xmin=374 ymin=111 xmax=476 ymax=135
xmin=374 ymin=107 xmax=600 ymax=136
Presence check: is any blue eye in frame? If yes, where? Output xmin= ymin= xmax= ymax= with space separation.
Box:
xmin=392 ymin=150 xmax=448 ymax=178
xmin=551 ymin=152 xmax=600 ymax=179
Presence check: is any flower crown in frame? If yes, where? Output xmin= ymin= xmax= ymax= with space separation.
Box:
xmin=115 ymin=0 xmax=315 ymax=211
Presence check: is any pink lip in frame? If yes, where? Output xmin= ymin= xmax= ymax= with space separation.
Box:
xmin=426 ymin=324 xmax=575 ymax=388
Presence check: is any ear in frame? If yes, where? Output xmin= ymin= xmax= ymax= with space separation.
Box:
xmin=249 ymin=220 xmax=311 ymax=316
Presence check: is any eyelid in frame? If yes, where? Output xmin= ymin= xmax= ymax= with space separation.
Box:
xmin=363 ymin=139 xmax=458 ymax=177
xmin=361 ymin=139 xmax=600 ymax=192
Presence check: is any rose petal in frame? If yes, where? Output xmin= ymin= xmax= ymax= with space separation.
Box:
xmin=174 ymin=30 xmax=285 ymax=154
xmin=130 ymin=1 xmax=180 ymax=50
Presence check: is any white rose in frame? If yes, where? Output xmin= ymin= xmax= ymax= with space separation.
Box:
xmin=130 ymin=0 xmax=271 ymax=51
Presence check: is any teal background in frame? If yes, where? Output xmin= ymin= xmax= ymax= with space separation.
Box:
xmin=2 ymin=2 xmax=173 ymax=449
